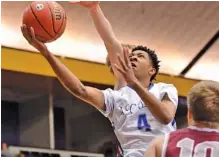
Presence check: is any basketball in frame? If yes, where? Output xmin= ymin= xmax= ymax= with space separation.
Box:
xmin=22 ymin=1 xmax=67 ymax=43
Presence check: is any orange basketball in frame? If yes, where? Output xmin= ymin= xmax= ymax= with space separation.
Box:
xmin=22 ymin=1 xmax=67 ymax=43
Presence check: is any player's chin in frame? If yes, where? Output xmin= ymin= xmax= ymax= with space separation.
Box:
xmin=133 ymin=70 xmax=138 ymax=76
xmin=132 ymin=67 xmax=139 ymax=72
xmin=133 ymin=69 xmax=141 ymax=78
xmin=132 ymin=66 xmax=137 ymax=70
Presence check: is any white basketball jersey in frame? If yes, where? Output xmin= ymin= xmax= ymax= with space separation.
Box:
xmin=99 ymin=82 xmax=178 ymax=157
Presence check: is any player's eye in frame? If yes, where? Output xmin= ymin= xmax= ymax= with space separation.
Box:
xmin=138 ymin=55 xmax=144 ymax=58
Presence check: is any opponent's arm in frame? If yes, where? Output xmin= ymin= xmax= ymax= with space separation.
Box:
xmin=72 ymin=2 xmax=126 ymax=88
xmin=144 ymin=136 xmax=164 ymax=157
xmin=106 ymin=55 xmax=125 ymax=90
xmin=21 ymin=25 xmax=105 ymax=110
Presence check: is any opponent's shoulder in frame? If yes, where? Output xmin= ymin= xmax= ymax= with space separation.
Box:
xmin=154 ymin=136 xmax=166 ymax=157
xmin=145 ymin=136 xmax=165 ymax=157
xmin=154 ymin=135 xmax=165 ymax=145
xmin=169 ymin=128 xmax=191 ymax=138
xmin=151 ymin=135 xmax=165 ymax=150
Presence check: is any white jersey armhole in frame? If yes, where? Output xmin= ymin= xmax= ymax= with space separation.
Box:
xmin=161 ymin=133 xmax=170 ymax=157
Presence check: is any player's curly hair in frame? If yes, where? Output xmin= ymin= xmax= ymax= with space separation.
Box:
xmin=132 ymin=45 xmax=160 ymax=81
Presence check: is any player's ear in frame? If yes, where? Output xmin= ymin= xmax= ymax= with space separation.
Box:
xmin=149 ymin=67 xmax=156 ymax=77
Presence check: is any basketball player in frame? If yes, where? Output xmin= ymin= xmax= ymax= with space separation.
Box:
xmin=21 ymin=9 xmax=178 ymax=155
xmin=71 ymin=1 xmax=178 ymax=156
xmin=145 ymin=80 xmax=219 ymax=157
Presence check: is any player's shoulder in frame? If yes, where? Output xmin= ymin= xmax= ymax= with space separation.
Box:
xmin=116 ymin=85 xmax=134 ymax=92
xmin=154 ymin=82 xmax=177 ymax=92
xmin=103 ymin=86 xmax=132 ymax=96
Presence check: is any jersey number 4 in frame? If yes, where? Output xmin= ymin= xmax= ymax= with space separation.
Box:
xmin=177 ymin=138 xmax=219 ymax=157
xmin=137 ymin=114 xmax=151 ymax=131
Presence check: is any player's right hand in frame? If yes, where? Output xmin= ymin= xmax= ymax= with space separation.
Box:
xmin=69 ymin=1 xmax=99 ymax=10
xmin=21 ymin=24 xmax=48 ymax=57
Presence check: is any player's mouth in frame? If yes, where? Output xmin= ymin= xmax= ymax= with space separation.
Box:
xmin=131 ymin=62 xmax=137 ymax=68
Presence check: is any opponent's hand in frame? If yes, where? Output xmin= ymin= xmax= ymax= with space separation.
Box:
xmin=112 ymin=47 xmax=138 ymax=86
xmin=21 ymin=24 xmax=49 ymax=57
xmin=69 ymin=1 xmax=99 ymax=10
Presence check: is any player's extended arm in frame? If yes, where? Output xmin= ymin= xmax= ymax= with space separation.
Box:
xmin=73 ymin=1 xmax=126 ymax=88
xmin=21 ymin=25 xmax=105 ymax=110
xmin=46 ymin=53 xmax=105 ymax=109
xmin=144 ymin=136 xmax=164 ymax=157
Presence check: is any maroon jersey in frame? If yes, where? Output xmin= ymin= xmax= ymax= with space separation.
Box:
xmin=163 ymin=126 xmax=219 ymax=157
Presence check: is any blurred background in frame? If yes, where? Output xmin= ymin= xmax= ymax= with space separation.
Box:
xmin=1 ymin=1 xmax=219 ymax=157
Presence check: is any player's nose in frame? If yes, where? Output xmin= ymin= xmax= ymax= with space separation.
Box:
xmin=130 ymin=55 xmax=138 ymax=62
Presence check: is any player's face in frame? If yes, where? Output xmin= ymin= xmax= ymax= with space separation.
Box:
xmin=129 ymin=50 xmax=156 ymax=79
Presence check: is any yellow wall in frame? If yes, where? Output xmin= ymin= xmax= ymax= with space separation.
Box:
xmin=1 ymin=47 xmax=199 ymax=96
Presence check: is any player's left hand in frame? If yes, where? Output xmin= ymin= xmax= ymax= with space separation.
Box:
xmin=112 ymin=47 xmax=138 ymax=86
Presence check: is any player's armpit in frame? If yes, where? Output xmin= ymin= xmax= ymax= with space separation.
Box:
xmin=79 ymin=86 xmax=106 ymax=111
xmin=161 ymin=93 xmax=177 ymax=124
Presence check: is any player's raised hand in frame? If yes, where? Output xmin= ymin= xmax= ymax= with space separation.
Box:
xmin=21 ymin=24 xmax=49 ymax=57
xmin=69 ymin=1 xmax=99 ymax=10
xmin=112 ymin=47 xmax=138 ymax=86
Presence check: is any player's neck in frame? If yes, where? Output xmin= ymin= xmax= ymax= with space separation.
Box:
xmin=138 ymin=78 xmax=151 ymax=89
xmin=193 ymin=121 xmax=219 ymax=130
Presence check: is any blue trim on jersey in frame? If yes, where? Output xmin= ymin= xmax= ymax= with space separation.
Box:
xmin=148 ymin=82 xmax=154 ymax=90
xmin=171 ymin=119 xmax=176 ymax=126
xmin=171 ymin=119 xmax=177 ymax=129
